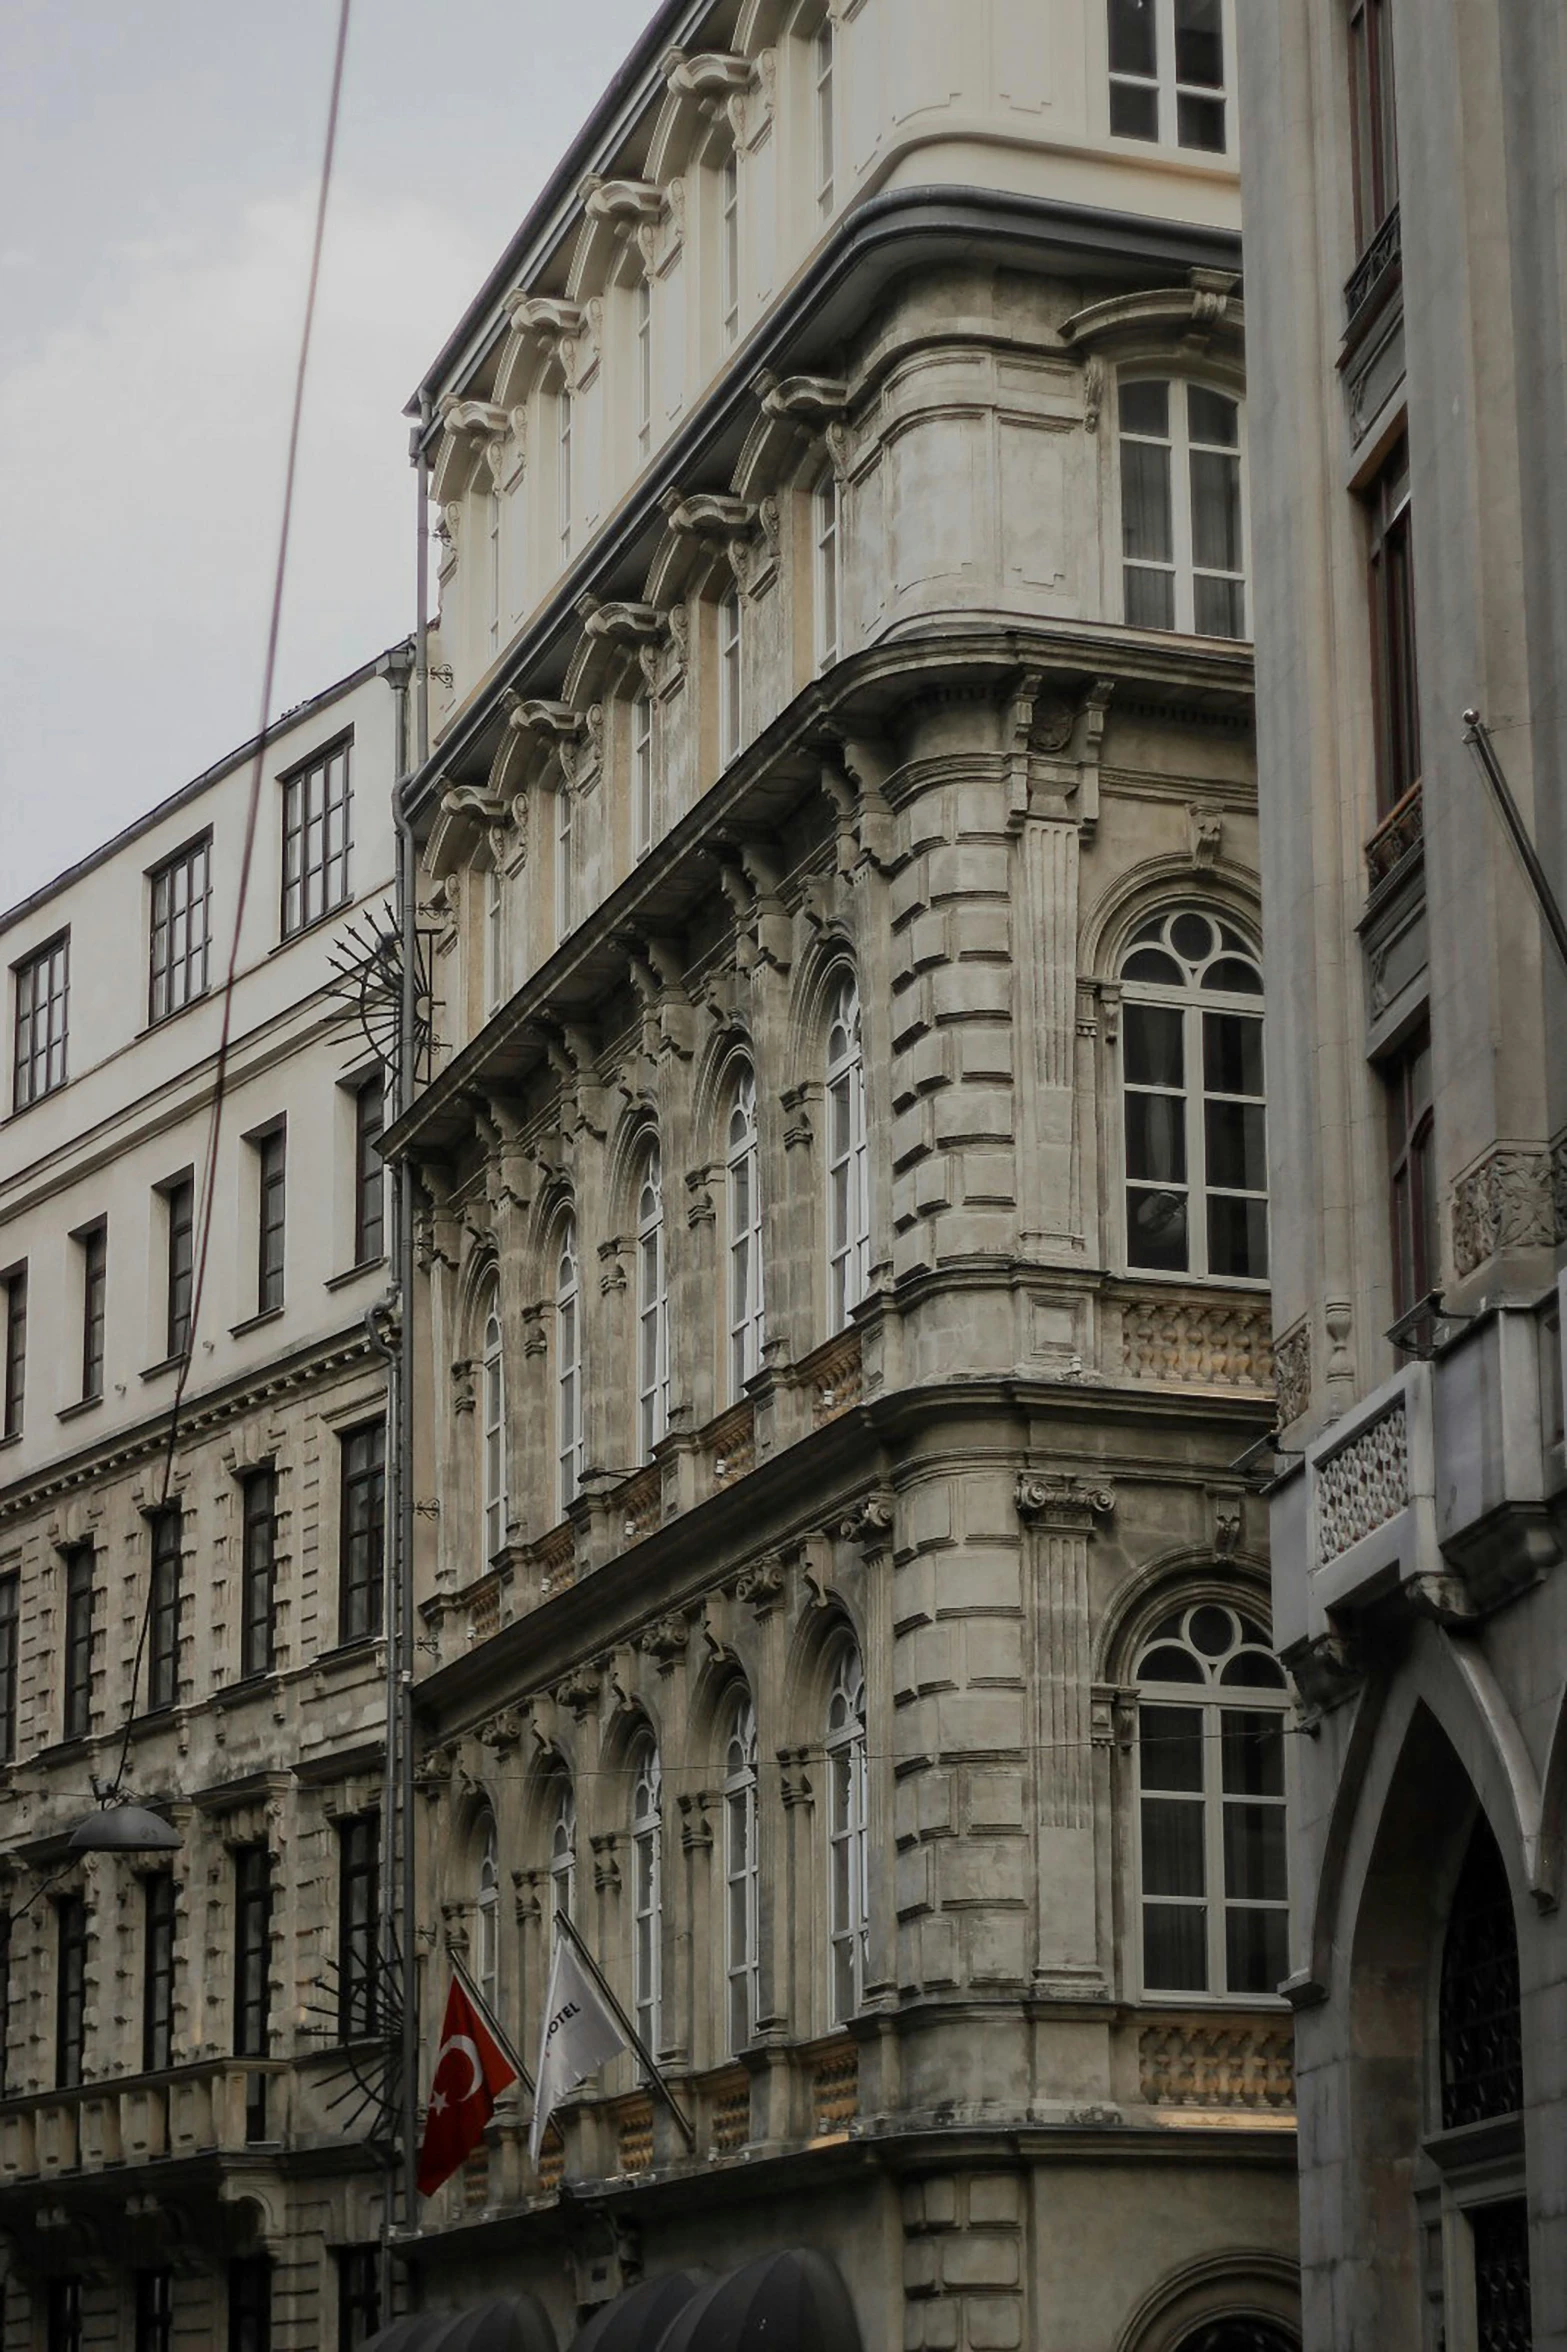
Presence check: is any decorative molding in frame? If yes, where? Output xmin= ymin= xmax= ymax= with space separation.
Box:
xmin=1315 ymin=1402 xmax=1407 ymax=1564
xmin=1120 ymin=1297 xmax=1273 ymax=1389
xmin=1451 ymin=1142 xmax=1560 ymax=1278
xmin=1139 ymin=2020 xmax=1294 ymax=2111
xmin=1281 ymin=1629 xmax=1362 ymax=1713
xmin=665 ymin=491 xmax=756 ymax=542
xmin=1273 ymin=1319 xmax=1311 ymax=1428
xmin=836 ymin=1491 xmax=895 ymax=1550
xmin=1014 ymin=1473 xmax=1115 ymax=1532
xmin=757 ymin=371 xmax=850 ymax=425
xmin=1060 ymin=270 xmax=1244 ymax=362
xmin=554 ymin=1663 xmax=601 ymax=1717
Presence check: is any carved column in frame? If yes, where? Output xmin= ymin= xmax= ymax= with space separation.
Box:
xmin=1015 ymin=1472 xmax=1114 ymax=1986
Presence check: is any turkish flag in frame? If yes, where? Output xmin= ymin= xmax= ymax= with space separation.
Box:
xmin=416 ymin=1975 xmax=518 ymax=2196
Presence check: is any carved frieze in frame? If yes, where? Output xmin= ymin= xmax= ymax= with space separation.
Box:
xmin=1314 ymin=1402 xmax=1407 ymax=1565
xmin=1451 ymin=1143 xmax=1560 ymax=1278
xmin=1273 ymin=1319 xmax=1311 ymax=1428
xmin=1121 ymin=1297 xmax=1273 ymax=1390
xmin=1014 ymin=1473 xmax=1115 ymax=1531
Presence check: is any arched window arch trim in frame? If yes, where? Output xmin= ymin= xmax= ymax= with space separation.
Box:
xmin=634 ymin=1136 xmax=670 ymax=1461
xmin=552 ymin=1206 xmax=584 ymax=1518
xmin=475 ymin=1809 xmax=501 ymax=2020
xmin=725 ymin=1060 xmax=765 ymax=1402
xmin=629 ymin=1728 xmax=664 ymax=2059
xmin=824 ymin=1630 xmax=869 ymax=2024
xmin=824 ymin=964 xmax=869 ymax=1331
xmin=722 ymin=1683 xmax=760 ymax=2055
xmin=480 ymin=1280 xmax=506 ymax=1564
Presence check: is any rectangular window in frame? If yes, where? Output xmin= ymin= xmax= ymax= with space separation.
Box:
xmin=815 ymin=17 xmax=836 ymax=216
xmin=142 ymin=1875 xmax=176 ymax=2073
xmin=1109 ymin=0 xmax=1227 ymax=149
xmin=719 ymin=589 xmax=743 ymax=764
xmin=1387 ymin=1023 xmax=1436 ymax=1321
xmin=484 ymin=862 xmax=505 ymax=1017
xmin=147 ymin=1507 xmax=182 ymax=1714
xmin=233 ymin=1848 xmax=272 ymax=2060
xmin=135 ymin=2271 xmax=174 ymax=2352
xmin=636 ymin=277 xmax=654 ymax=459
xmin=814 ymin=472 xmax=841 ymax=670
xmin=56 ymin=1894 xmax=87 ymax=2087
xmin=148 ymin=834 xmax=211 ymax=1025
xmin=47 ymin=2280 xmax=82 ymax=2352
xmin=1348 ymin=0 xmax=1399 ymax=250
xmin=63 ymin=1546 xmax=94 ymax=1741
xmin=0 ymin=1905 xmax=12 ymax=2095
xmin=339 ymin=1422 xmax=385 ymax=1643
xmin=353 ymin=1079 xmax=385 ymax=1266
xmin=79 ymin=1222 xmax=107 ymax=1403
xmin=240 ymin=1469 xmax=277 ymax=1681
xmin=256 ymin=1127 xmax=286 ymax=1315
xmin=557 ymin=386 xmax=573 ymax=560
xmin=13 ymin=930 xmax=69 ymax=1110
xmin=633 ymin=693 xmax=656 ymax=860
xmin=1120 ymin=378 xmax=1245 ymax=639
xmin=0 ymin=1573 xmax=16 ymax=1763
xmin=487 ymin=488 xmax=502 ymax=657
xmin=228 ymin=2257 xmax=272 ymax=2352
xmin=2 ymin=1263 xmax=24 ymax=1438
xmin=280 ymin=740 xmax=352 ymax=938
xmin=1139 ymin=1699 xmax=1286 ymax=1996
xmin=720 ymin=149 xmax=741 ymax=346
xmin=1367 ymin=439 xmax=1422 ymax=821
xmin=337 ymin=2251 xmax=381 ymax=2352
xmin=337 ymin=1816 xmax=380 ymax=2040
xmin=556 ymin=784 xmax=575 ymax=942
xmin=164 ymin=1176 xmax=194 ymax=1361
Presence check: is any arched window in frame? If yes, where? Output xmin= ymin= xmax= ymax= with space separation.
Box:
xmin=632 ymin=689 xmax=656 ymax=860
xmin=720 ymin=148 xmax=741 ymax=347
xmin=480 ymin=1287 xmax=506 ymax=1562
xmin=726 ymin=1066 xmax=764 ymax=1401
xmin=548 ymin=1776 xmax=576 ymax=1955
xmin=814 ymin=15 xmax=836 ymax=217
xmin=1134 ymin=1600 xmax=1288 ymax=1998
xmin=555 ymin=1213 xmax=583 ymax=1518
xmin=814 ymin=469 xmax=841 ymax=671
xmin=1120 ymin=909 xmax=1267 ymax=1281
xmin=556 ymin=381 xmax=573 ymax=560
xmin=1439 ymin=1814 xmax=1523 ymax=2129
xmin=1118 ymin=378 xmax=1245 ymax=637
xmin=630 ymin=1735 xmax=662 ymax=2055
xmin=476 ymin=1813 xmax=500 ymax=2019
xmin=635 ymin=275 xmax=654 ymax=461
xmin=723 ymin=1690 xmax=760 ymax=2053
xmin=718 ymin=584 xmax=743 ymax=764
xmin=825 ymin=971 xmax=870 ymax=1329
xmin=635 ymin=1143 xmax=669 ymax=1461
xmin=826 ymin=1638 xmax=868 ymax=2023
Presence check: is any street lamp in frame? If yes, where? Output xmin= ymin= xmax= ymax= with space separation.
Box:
xmin=66 ymin=1801 xmax=181 ymax=1856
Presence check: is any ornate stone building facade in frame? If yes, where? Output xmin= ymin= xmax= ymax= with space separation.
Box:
xmin=1239 ymin=0 xmax=1567 ymax=2344
xmin=391 ymin=4 xmax=1299 ymax=2347
xmin=0 ymin=652 xmax=409 ymax=2349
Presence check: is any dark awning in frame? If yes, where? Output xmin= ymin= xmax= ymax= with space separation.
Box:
xmin=365 ymin=2296 xmax=557 ymax=2352
xmin=653 ymin=2251 xmax=862 ymax=2352
xmin=567 ymin=2271 xmax=706 ymax=2352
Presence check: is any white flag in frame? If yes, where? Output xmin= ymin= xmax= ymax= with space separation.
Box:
xmin=529 ymin=1928 xmax=628 ymax=2164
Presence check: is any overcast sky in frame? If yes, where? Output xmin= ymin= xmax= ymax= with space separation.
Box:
xmin=0 ymin=0 xmax=657 ymax=908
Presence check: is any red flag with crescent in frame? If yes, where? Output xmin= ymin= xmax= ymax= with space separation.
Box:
xmin=417 ymin=1974 xmax=518 ymax=2196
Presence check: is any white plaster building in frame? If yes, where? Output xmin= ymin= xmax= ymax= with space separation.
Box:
xmin=1238 ymin=0 xmax=1567 ymax=2343
xmin=0 ymin=648 xmax=411 ymax=2351
xmin=389 ymin=4 xmax=1300 ymax=2348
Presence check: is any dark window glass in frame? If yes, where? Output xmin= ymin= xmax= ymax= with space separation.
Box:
xmin=233 ymin=1847 xmax=272 ymax=2060
xmin=1367 ymin=440 xmax=1422 ymax=820
xmin=13 ymin=931 xmax=69 ymax=1110
xmin=1174 ymin=0 xmax=1225 ymax=147
xmin=56 ymin=1894 xmax=87 ymax=2088
xmin=0 ymin=1573 xmax=17 ymax=1763
xmin=3 ymin=1264 xmax=24 ymax=1438
xmin=165 ymin=1177 xmax=194 ymax=1361
xmin=0 ymin=1906 xmax=11 ymax=2096
xmin=338 ymin=1816 xmax=380 ymax=2040
xmin=337 ymin=2250 xmax=381 ymax=2352
xmin=1108 ymin=0 xmax=1158 ymax=137
xmin=1471 ymin=2198 xmax=1532 ymax=2352
xmin=135 ymin=2270 xmax=175 ymax=2352
xmin=147 ymin=1508 xmax=182 ymax=1714
xmin=257 ymin=1130 xmax=286 ymax=1315
xmin=339 ymin=1423 xmax=385 ymax=1643
xmin=354 ymin=1079 xmax=385 ymax=1266
xmin=1386 ymin=1024 xmax=1436 ymax=1321
xmin=80 ymin=1224 xmax=107 ymax=1402
xmin=281 ymin=740 xmax=352 ymax=937
xmin=143 ymin=1875 xmax=176 ymax=2073
xmin=1440 ymin=1815 xmax=1523 ymax=2129
xmin=47 ymin=2280 xmax=82 ymax=2352
xmin=1348 ymin=0 xmax=1399 ymax=248
xmin=63 ymin=1546 xmax=94 ymax=1741
xmin=228 ymin=2256 xmax=272 ymax=2352
xmin=240 ymin=1470 xmax=277 ymax=1681
xmin=148 ymin=834 xmax=211 ymax=1025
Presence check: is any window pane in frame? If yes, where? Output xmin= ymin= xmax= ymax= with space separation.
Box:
xmin=1124 ymin=1002 xmax=1185 ymax=1087
xmin=1177 ymin=90 xmax=1227 ymax=149
xmin=1221 ymin=1708 xmax=1285 ymax=1796
xmin=1225 ymin=1904 xmax=1287 ymax=1995
xmin=1187 ymin=385 xmax=1238 ymax=446
xmin=1207 ymin=1193 xmax=1269 ymax=1279
xmin=1139 ymin=1644 xmax=1204 ymax=1683
xmin=1144 ymin=1902 xmax=1208 ymax=1992
xmin=1109 ymin=79 xmax=1160 ymax=139
xmin=1193 ymin=574 xmax=1244 ymax=637
xmin=1121 ymin=440 xmax=1173 ymax=563
xmin=1175 ymin=0 xmax=1224 ymax=86
xmin=1122 ymin=947 xmax=1183 ymax=985
xmin=1140 ymin=1703 xmax=1204 ymax=1792
xmin=1223 ymin=1802 xmax=1287 ymax=1902
xmin=1126 ymin=1093 xmax=1187 ymax=1184
xmin=1142 ymin=1796 xmax=1206 ymax=1895
xmin=1127 ymin=1186 xmax=1190 ymax=1269
xmin=1205 ymin=1098 xmax=1268 ymax=1192
xmin=1190 ymin=448 xmax=1242 ymax=573
xmin=1107 ymin=0 xmax=1157 ymax=76
xmin=1125 ymin=566 xmax=1177 ymax=630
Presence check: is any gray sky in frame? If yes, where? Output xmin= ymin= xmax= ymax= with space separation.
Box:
xmin=0 ymin=0 xmax=657 ymax=907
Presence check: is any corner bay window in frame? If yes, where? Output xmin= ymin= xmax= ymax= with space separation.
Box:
xmin=1120 ymin=378 xmax=1246 ymax=637
xmin=1120 ymin=909 xmax=1268 ymax=1280
xmin=1108 ymin=0 xmax=1228 ymax=150
xmin=1136 ymin=1601 xmax=1288 ymax=1998
xmin=281 ymin=740 xmax=352 ymax=937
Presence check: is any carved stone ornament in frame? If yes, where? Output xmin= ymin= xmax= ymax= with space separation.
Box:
xmin=667 ymin=50 xmax=753 ymax=101
xmin=439 ymin=397 xmax=509 ymax=439
xmin=758 ymin=371 xmax=850 ymax=425
xmin=677 ymin=1790 xmax=714 ymax=1853
xmin=1187 ymin=805 xmax=1223 ymax=867
xmin=1273 ymin=1318 xmax=1311 ymax=1428
xmin=638 ymin=1614 xmax=690 ymax=1671
xmin=734 ymin=1557 xmax=785 ymax=1614
xmin=555 ymin=1663 xmax=601 ymax=1717
xmin=665 ymin=491 xmax=756 ymax=543
xmin=1405 ymin=1572 xmax=1480 ymax=1626
xmin=581 ymin=599 xmax=666 ymax=647
xmin=1281 ymin=1629 xmax=1363 ymax=1713
xmin=1314 ymin=1402 xmax=1407 ymax=1566
xmin=1450 ymin=1143 xmax=1560 ymax=1278
xmin=837 ymin=1492 xmax=896 ymax=1549
xmin=582 ymin=177 xmax=667 ymax=231
xmin=1014 ymin=1473 xmax=1116 ymax=1530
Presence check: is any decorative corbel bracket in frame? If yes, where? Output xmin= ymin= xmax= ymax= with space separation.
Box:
xmin=1014 ymin=1472 xmax=1116 ymax=1532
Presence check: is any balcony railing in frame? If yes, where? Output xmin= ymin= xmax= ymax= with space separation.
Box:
xmin=0 ymin=2058 xmax=291 ymax=2186
xmin=1365 ymin=779 xmax=1424 ymax=889
xmin=1345 ymin=202 xmax=1402 ymax=335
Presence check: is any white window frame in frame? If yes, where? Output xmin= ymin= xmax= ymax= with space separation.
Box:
xmin=635 ymin=276 xmax=654 ymax=460
xmin=1117 ymin=375 xmax=1247 ymax=639
xmin=481 ymin=1290 xmax=506 ymax=1561
xmin=825 ymin=971 xmax=870 ymax=1331
xmin=720 ymin=148 xmax=741 ymax=347
xmin=1131 ymin=1600 xmax=1289 ymax=2005
xmin=1118 ymin=908 xmax=1268 ymax=1284
xmin=483 ymin=858 xmax=505 ymax=1015
xmin=636 ymin=1143 xmax=669 ymax=1462
xmin=555 ymin=1214 xmax=583 ymax=1519
xmin=630 ymin=1737 xmax=662 ymax=2057
xmin=487 ymin=484 xmax=503 ymax=656
xmin=555 ymin=781 xmax=575 ymax=942
xmin=557 ymin=381 xmax=573 ymax=560
xmin=814 ymin=16 xmax=836 ymax=217
xmin=814 ymin=468 xmax=842 ymax=671
xmin=723 ymin=1692 xmax=760 ymax=2054
xmin=549 ymin=1778 xmax=576 ymax=1961
xmin=726 ymin=1065 xmax=765 ymax=1401
xmin=1106 ymin=0 xmax=1234 ymax=155
xmin=826 ymin=1639 xmax=869 ymax=2023
xmin=477 ymin=1814 xmax=500 ymax=2019
xmin=718 ymin=585 xmax=743 ymax=765
xmin=632 ymin=691 xmax=656 ymax=860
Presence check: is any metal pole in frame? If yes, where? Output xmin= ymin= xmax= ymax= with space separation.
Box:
xmin=1462 ymin=709 xmax=1567 ymax=974
xmin=449 ymin=1948 xmax=535 ymax=2094
xmin=552 ymin=1909 xmax=696 ymax=2148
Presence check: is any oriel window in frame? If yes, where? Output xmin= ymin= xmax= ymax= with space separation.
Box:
xmin=13 ymin=930 xmax=69 ymax=1110
xmin=1119 ymin=378 xmax=1246 ymax=638
xmin=146 ymin=1506 xmax=182 ymax=1713
xmin=148 ymin=833 xmax=211 ymax=1025
xmin=281 ymin=741 xmax=352 ymax=937
xmin=339 ymin=1422 xmax=385 ymax=1642
xmin=240 ymin=1468 xmax=277 ymax=1681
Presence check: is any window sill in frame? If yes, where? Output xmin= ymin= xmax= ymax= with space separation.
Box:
xmin=5 ymin=1080 xmax=70 ymax=1120
xmin=211 ymin=1671 xmax=280 ymax=1711
xmin=314 ymin=1633 xmax=384 ymax=1675
xmin=325 ymin=1258 xmax=386 ymax=1293
xmin=56 ymin=1394 xmax=103 ymax=1426
xmin=141 ymin=988 xmax=212 ymax=1039
xmin=140 ymin=1351 xmax=190 ymax=1386
xmin=230 ymin=1306 xmax=286 ymax=1340
xmin=0 ymin=1430 xmax=20 ymax=1452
